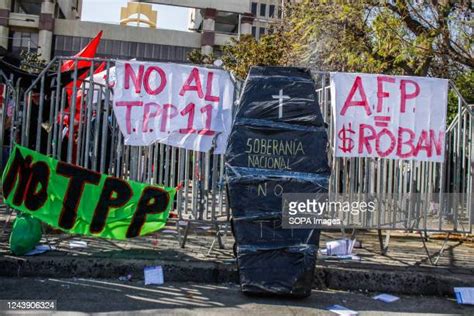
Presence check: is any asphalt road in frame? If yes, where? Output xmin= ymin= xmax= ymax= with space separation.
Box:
xmin=0 ymin=277 xmax=472 ymax=315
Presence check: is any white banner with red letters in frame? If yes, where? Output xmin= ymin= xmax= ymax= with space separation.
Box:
xmin=331 ymin=72 xmax=448 ymax=162
xmin=113 ymin=61 xmax=234 ymax=154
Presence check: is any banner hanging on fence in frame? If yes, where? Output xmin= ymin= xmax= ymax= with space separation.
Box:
xmin=113 ymin=61 xmax=234 ymax=154
xmin=331 ymin=72 xmax=448 ymax=162
xmin=2 ymin=145 xmax=176 ymax=240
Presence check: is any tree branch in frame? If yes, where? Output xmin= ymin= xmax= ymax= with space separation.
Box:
xmin=385 ymin=1 xmax=429 ymax=36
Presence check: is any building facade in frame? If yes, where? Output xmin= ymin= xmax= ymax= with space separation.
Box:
xmin=0 ymin=0 xmax=286 ymax=63
xmin=250 ymin=0 xmax=283 ymax=40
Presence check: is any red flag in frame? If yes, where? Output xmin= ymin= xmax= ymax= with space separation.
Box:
xmin=60 ymin=62 xmax=107 ymax=130
xmin=0 ymin=84 xmax=4 ymax=108
xmin=61 ymin=31 xmax=103 ymax=73
xmin=66 ymin=61 xmax=106 ymax=93
xmin=66 ymin=62 xmax=107 ymax=119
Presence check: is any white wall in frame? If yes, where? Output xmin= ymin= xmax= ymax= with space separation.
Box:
xmin=54 ymin=19 xmax=202 ymax=48
xmin=141 ymin=0 xmax=250 ymax=14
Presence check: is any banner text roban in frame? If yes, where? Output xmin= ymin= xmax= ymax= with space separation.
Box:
xmin=331 ymin=72 xmax=448 ymax=162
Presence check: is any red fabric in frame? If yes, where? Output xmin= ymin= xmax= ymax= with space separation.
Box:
xmin=62 ymin=62 xmax=106 ymax=124
xmin=67 ymin=61 xmax=106 ymax=91
xmin=61 ymin=62 xmax=107 ymax=137
xmin=0 ymin=84 xmax=4 ymax=108
xmin=65 ymin=61 xmax=106 ymax=110
xmin=60 ymin=31 xmax=103 ymax=73
xmin=176 ymin=181 xmax=184 ymax=191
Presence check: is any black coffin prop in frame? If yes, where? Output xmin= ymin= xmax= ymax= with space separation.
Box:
xmin=237 ymin=244 xmax=318 ymax=297
xmin=226 ymin=124 xmax=329 ymax=174
xmin=225 ymin=67 xmax=330 ymax=297
xmin=227 ymin=168 xmax=329 ymax=217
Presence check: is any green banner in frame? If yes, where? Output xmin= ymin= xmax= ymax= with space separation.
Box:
xmin=2 ymin=145 xmax=176 ymax=240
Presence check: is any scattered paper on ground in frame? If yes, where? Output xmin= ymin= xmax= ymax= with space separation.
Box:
xmin=325 ymin=239 xmax=356 ymax=256
xmin=25 ymin=245 xmax=56 ymax=256
xmin=69 ymin=240 xmax=88 ymax=248
xmin=144 ymin=266 xmax=164 ymax=285
xmin=373 ymin=293 xmax=400 ymax=303
xmin=454 ymin=288 xmax=474 ymax=305
xmin=327 ymin=304 xmax=358 ymax=316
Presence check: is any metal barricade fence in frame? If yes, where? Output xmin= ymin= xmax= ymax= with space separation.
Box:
xmin=0 ymin=57 xmax=230 ymax=240
xmin=0 ymin=72 xmax=17 ymax=172
xmin=0 ymin=59 xmax=472 ymax=246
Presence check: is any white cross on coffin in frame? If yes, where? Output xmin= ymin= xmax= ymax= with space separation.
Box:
xmin=272 ymin=89 xmax=291 ymax=118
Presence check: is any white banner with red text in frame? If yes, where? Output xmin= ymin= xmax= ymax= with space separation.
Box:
xmin=331 ymin=72 xmax=448 ymax=162
xmin=113 ymin=61 xmax=234 ymax=154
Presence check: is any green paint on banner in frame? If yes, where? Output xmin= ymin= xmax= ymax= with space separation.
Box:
xmin=2 ymin=145 xmax=176 ymax=240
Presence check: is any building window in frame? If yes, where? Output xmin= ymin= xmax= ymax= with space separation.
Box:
xmin=251 ymin=2 xmax=257 ymax=16
xmin=10 ymin=31 xmax=38 ymax=53
xmin=252 ymin=26 xmax=257 ymax=38
xmin=269 ymin=5 xmax=275 ymax=18
xmin=259 ymin=27 xmax=266 ymax=37
xmin=12 ymin=1 xmax=41 ymax=15
xmin=260 ymin=4 xmax=266 ymax=17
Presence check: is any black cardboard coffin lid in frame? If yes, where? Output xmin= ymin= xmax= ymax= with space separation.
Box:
xmin=235 ymin=66 xmax=325 ymax=127
xmin=225 ymin=124 xmax=330 ymax=174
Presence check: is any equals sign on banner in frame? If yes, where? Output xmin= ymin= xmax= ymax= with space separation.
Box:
xmin=374 ymin=116 xmax=391 ymax=127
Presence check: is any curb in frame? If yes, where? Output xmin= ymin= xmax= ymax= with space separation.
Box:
xmin=0 ymin=255 xmax=238 ymax=284
xmin=316 ymin=266 xmax=473 ymax=296
xmin=1 ymin=255 xmax=472 ymax=296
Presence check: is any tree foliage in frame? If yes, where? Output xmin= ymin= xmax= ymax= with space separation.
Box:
xmin=448 ymin=70 xmax=474 ymax=123
xmin=288 ymin=1 xmax=473 ymax=122
xmin=187 ymin=27 xmax=294 ymax=80
xmin=220 ymin=28 xmax=294 ymax=80
xmin=19 ymin=50 xmax=48 ymax=74
xmin=192 ymin=1 xmax=472 ymax=122
xmin=290 ymin=1 xmax=472 ymax=77
xmin=187 ymin=49 xmax=217 ymax=65
xmin=209 ymin=1 xmax=472 ymax=79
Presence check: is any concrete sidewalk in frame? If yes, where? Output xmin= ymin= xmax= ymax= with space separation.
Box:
xmin=1 ymin=219 xmax=474 ymax=297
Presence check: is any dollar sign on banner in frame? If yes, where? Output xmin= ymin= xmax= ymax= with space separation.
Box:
xmin=338 ymin=123 xmax=355 ymax=153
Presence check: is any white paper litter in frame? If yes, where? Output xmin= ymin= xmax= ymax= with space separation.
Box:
xmin=327 ymin=304 xmax=358 ymax=316
xmin=373 ymin=293 xmax=400 ymax=303
xmin=25 ymin=245 xmax=56 ymax=256
xmin=454 ymin=288 xmax=474 ymax=305
xmin=69 ymin=240 xmax=88 ymax=248
xmin=144 ymin=266 xmax=164 ymax=285
xmin=161 ymin=229 xmax=178 ymax=235
xmin=326 ymin=239 xmax=356 ymax=256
